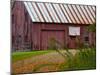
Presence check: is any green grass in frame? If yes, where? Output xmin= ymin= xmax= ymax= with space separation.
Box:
xmin=72 ymin=48 xmax=96 ymax=70
xmin=59 ymin=48 xmax=96 ymax=71
xmin=12 ymin=48 xmax=96 ymax=73
xmin=12 ymin=50 xmax=54 ymax=62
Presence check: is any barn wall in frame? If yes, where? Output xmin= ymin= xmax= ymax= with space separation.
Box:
xmin=12 ymin=1 xmax=95 ymax=51
xmin=31 ymin=23 xmax=68 ymax=50
xmin=31 ymin=23 xmax=91 ymax=50
xmin=12 ymin=1 xmax=32 ymax=51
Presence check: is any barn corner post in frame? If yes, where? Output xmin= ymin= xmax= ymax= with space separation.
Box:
xmin=30 ymin=22 xmax=33 ymax=51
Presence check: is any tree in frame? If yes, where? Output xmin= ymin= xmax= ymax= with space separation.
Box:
xmin=87 ymin=23 xmax=96 ymax=32
xmin=87 ymin=23 xmax=96 ymax=47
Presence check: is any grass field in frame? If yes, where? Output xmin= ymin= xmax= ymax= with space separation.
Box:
xmin=12 ymin=50 xmax=54 ymax=62
xmin=12 ymin=49 xmax=96 ymax=74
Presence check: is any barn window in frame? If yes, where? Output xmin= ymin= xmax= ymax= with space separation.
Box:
xmin=83 ymin=30 xmax=89 ymax=46
xmin=85 ymin=37 xmax=89 ymax=41
xmin=69 ymin=26 xmax=80 ymax=36
xmin=84 ymin=37 xmax=89 ymax=46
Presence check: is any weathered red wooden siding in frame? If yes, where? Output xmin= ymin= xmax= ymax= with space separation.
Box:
xmin=31 ymin=23 xmax=91 ymax=50
xmin=12 ymin=1 xmax=95 ymax=51
xmin=41 ymin=30 xmax=65 ymax=50
xmin=31 ymin=23 xmax=68 ymax=50
xmin=12 ymin=1 xmax=32 ymax=51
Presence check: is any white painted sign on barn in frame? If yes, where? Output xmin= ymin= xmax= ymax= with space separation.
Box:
xmin=69 ymin=26 xmax=80 ymax=36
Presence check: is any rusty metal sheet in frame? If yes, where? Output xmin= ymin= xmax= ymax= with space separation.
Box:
xmin=24 ymin=2 xmax=96 ymax=24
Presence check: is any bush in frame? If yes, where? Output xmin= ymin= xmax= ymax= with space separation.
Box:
xmin=48 ymin=37 xmax=57 ymax=50
xmin=48 ymin=37 xmax=63 ymax=50
xmin=68 ymin=48 xmax=96 ymax=70
xmin=60 ymin=48 xmax=96 ymax=70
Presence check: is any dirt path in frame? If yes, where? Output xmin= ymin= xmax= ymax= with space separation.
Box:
xmin=12 ymin=50 xmax=78 ymax=74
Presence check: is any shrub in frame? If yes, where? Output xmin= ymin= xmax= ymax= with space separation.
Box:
xmin=48 ymin=37 xmax=57 ymax=50
xmin=48 ymin=37 xmax=63 ymax=50
xmin=73 ymin=48 xmax=96 ymax=70
xmin=60 ymin=48 xmax=96 ymax=70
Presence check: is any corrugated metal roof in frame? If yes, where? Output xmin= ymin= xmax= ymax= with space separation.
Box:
xmin=24 ymin=2 xmax=96 ymax=24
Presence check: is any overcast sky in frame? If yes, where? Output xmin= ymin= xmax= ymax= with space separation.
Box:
xmin=19 ymin=0 xmax=96 ymax=5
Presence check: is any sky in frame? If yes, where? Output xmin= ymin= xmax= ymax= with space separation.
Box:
xmin=18 ymin=0 xmax=96 ymax=5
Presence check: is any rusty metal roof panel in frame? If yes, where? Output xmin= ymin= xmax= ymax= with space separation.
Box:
xmin=24 ymin=2 xmax=36 ymax=22
xmin=71 ymin=5 xmax=85 ymax=24
xmin=24 ymin=2 xmax=96 ymax=24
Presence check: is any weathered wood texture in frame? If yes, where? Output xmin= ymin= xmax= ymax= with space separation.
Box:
xmin=11 ymin=1 xmax=95 ymax=51
xmin=12 ymin=1 xmax=32 ymax=51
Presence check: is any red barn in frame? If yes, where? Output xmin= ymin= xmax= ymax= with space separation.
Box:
xmin=11 ymin=1 xmax=96 ymax=51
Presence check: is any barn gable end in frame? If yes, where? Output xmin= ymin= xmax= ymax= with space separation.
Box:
xmin=12 ymin=1 xmax=33 ymax=51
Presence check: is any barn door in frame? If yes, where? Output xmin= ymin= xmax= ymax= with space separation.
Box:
xmin=68 ymin=36 xmax=77 ymax=49
xmin=41 ymin=30 xmax=65 ymax=50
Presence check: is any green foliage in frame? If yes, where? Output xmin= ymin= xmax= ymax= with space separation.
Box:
xmin=59 ymin=48 xmax=96 ymax=70
xmin=87 ymin=23 xmax=96 ymax=32
xmin=57 ymin=36 xmax=96 ymax=70
xmin=12 ymin=50 xmax=53 ymax=62
xmin=48 ymin=37 xmax=57 ymax=50
xmin=71 ymin=48 xmax=96 ymax=70
xmin=48 ymin=37 xmax=62 ymax=50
